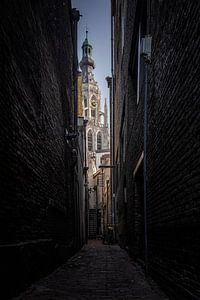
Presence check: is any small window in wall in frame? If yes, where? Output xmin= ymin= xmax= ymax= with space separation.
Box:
xmin=88 ymin=130 xmax=93 ymax=151
xmin=91 ymin=109 xmax=96 ymax=118
xmin=97 ymin=132 xmax=102 ymax=150
xmin=85 ymin=109 xmax=88 ymax=117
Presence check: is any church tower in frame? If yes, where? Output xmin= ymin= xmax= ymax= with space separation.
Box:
xmin=80 ymin=32 xmax=110 ymax=239
xmin=80 ymin=31 xmax=99 ymax=126
xmin=80 ymin=30 xmax=95 ymax=84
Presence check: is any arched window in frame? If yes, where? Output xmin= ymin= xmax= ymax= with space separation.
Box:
xmin=88 ymin=130 xmax=93 ymax=151
xmin=97 ymin=132 xmax=102 ymax=150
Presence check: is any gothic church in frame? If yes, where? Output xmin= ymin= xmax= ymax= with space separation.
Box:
xmin=79 ymin=32 xmax=110 ymax=238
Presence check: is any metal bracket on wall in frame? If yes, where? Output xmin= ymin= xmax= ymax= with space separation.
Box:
xmin=65 ymin=129 xmax=78 ymax=140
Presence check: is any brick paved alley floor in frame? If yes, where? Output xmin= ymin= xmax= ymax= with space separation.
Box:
xmin=14 ymin=240 xmax=169 ymax=300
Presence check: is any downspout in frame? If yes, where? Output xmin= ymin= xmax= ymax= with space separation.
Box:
xmin=143 ymin=0 xmax=151 ymax=275
xmin=111 ymin=0 xmax=116 ymax=241
xmin=143 ymin=57 xmax=148 ymax=274
xmin=72 ymin=8 xmax=80 ymax=132
xmin=83 ymin=119 xmax=88 ymax=243
xmin=106 ymin=76 xmax=112 ymax=225
xmin=72 ymin=8 xmax=80 ymax=249
xmin=106 ymin=180 xmax=109 ymax=225
xmin=95 ymin=185 xmax=98 ymax=236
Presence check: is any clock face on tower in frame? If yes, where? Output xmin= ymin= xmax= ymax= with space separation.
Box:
xmin=90 ymin=97 xmax=97 ymax=108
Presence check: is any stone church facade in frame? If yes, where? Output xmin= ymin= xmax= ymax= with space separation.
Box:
xmin=79 ymin=32 xmax=110 ymax=238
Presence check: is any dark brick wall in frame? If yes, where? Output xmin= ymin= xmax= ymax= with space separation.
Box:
xmin=147 ymin=1 xmax=200 ymax=298
xmin=0 ymin=0 xmax=83 ymax=298
xmin=113 ymin=0 xmax=200 ymax=298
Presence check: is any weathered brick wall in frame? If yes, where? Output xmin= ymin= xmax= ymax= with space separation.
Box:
xmin=114 ymin=0 xmax=200 ymax=298
xmin=0 ymin=0 xmax=82 ymax=298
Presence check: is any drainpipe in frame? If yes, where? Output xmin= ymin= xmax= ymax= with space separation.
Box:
xmin=95 ymin=185 xmax=98 ymax=236
xmin=143 ymin=0 xmax=151 ymax=275
xmin=71 ymin=8 xmax=81 ymax=250
xmin=72 ymin=7 xmax=82 ymax=130
xmin=71 ymin=8 xmax=80 ymax=132
xmin=143 ymin=61 xmax=148 ymax=274
xmin=101 ymin=168 xmax=105 ymax=237
xmin=106 ymin=76 xmax=113 ymax=225
xmin=106 ymin=180 xmax=109 ymax=225
xmin=111 ymin=0 xmax=116 ymax=241
xmin=83 ymin=119 xmax=88 ymax=243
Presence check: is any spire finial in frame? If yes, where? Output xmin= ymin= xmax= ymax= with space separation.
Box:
xmin=86 ymin=25 xmax=88 ymax=39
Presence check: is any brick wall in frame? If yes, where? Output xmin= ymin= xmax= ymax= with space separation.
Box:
xmin=147 ymin=1 xmax=200 ymax=298
xmin=0 ymin=1 xmax=83 ymax=298
xmin=113 ymin=0 xmax=200 ymax=298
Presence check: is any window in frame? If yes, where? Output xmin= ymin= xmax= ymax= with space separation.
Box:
xmin=97 ymin=132 xmax=102 ymax=150
xmin=85 ymin=109 xmax=88 ymax=117
xmin=88 ymin=130 xmax=93 ymax=151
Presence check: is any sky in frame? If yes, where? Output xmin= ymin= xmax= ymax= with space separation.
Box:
xmin=72 ymin=0 xmax=111 ymax=111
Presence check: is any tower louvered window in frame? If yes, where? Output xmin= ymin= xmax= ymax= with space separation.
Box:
xmin=84 ymin=96 xmax=87 ymax=107
xmin=97 ymin=132 xmax=102 ymax=150
xmin=88 ymin=130 xmax=93 ymax=151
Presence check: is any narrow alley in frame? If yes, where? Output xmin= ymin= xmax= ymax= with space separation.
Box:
xmin=14 ymin=241 xmax=168 ymax=300
xmin=1 ymin=0 xmax=200 ymax=299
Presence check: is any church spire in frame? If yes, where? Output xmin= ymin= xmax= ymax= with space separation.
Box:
xmin=81 ymin=30 xmax=93 ymax=58
xmin=80 ymin=30 xmax=95 ymax=83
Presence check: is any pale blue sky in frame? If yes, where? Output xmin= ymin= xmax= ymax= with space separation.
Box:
xmin=72 ymin=0 xmax=111 ymax=112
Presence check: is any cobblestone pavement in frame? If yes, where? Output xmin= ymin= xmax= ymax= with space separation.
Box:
xmin=14 ymin=240 xmax=169 ymax=300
